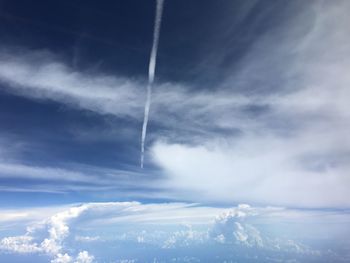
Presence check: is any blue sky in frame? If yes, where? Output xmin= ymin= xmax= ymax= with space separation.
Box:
xmin=0 ymin=0 xmax=350 ymax=262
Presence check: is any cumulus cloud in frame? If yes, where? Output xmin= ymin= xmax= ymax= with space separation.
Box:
xmin=0 ymin=202 xmax=220 ymax=261
xmin=209 ymin=205 xmax=320 ymax=256
xmin=51 ymin=253 xmax=72 ymax=263
xmin=0 ymin=203 xmax=96 ymax=262
xmin=0 ymin=235 xmax=41 ymax=253
xmin=210 ymin=204 xmax=263 ymax=247
xmin=75 ymin=251 xmax=94 ymax=263
xmin=2 ymin=202 xmax=348 ymax=261
xmin=162 ymin=224 xmax=207 ymax=249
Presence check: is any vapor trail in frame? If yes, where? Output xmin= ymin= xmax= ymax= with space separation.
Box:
xmin=141 ymin=0 xmax=164 ymax=168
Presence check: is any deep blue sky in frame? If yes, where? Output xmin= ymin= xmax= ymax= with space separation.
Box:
xmin=0 ymin=0 xmax=349 ymax=208
xmin=0 ymin=0 xmax=296 ymax=152
xmin=0 ymin=0 xmax=282 ymax=206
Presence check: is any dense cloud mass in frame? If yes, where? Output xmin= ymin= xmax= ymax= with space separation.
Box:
xmin=1 ymin=202 xmax=348 ymax=262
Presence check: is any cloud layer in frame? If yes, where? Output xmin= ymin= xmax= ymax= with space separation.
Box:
xmin=2 ymin=202 xmax=349 ymax=262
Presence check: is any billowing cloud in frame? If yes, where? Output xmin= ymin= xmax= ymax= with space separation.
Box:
xmin=1 ymin=202 xmax=349 ymax=262
xmin=151 ymin=136 xmax=350 ymax=207
xmin=0 ymin=235 xmax=42 ymax=253
xmin=1 ymin=204 xmax=89 ymax=262
xmin=209 ymin=204 xmax=315 ymax=254
xmin=151 ymin=0 xmax=350 ymax=207
xmin=75 ymin=251 xmax=94 ymax=263
xmin=0 ymin=202 xmax=220 ymax=262
xmin=51 ymin=253 xmax=72 ymax=263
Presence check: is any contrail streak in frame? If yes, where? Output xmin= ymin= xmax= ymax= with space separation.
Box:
xmin=141 ymin=0 xmax=164 ymax=168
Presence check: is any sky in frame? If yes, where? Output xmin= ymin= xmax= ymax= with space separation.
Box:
xmin=0 ymin=0 xmax=350 ymax=262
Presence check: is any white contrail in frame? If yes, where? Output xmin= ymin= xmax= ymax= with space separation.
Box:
xmin=141 ymin=0 xmax=164 ymax=168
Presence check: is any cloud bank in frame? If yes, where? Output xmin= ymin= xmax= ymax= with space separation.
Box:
xmin=2 ymin=202 xmax=349 ymax=262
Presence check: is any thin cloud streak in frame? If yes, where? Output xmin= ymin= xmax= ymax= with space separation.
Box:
xmin=141 ymin=0 xmax=164 ymax=168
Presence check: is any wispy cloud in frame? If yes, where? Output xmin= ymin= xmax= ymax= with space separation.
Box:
xmin=151 ymin=0 xmax=350 ymax=207
xmin=0 ymin=157 xmax=158 ymax=196
xmin=0 ymin=48 xmax=143 ymax=118
xmin=0 ymin=1 xmax=349 ymax=207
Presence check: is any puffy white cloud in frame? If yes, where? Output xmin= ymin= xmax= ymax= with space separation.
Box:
xmin=208 ymin=205 xmax=320 ymax=256
xmin=151 ymin=136 xmax=350 ymax=207
xmin=75 ymin=251 xmax=94 ymax=263
xmin=162 ymin=225 xmax=207 ymax=249
xmin=1 ymin=201 xmax=346 ymax=261
xmin=0 ymin=202 xmax=220 ymax=261
xmin=51 ymin=253 xmax=72 ymax=263
xmin=0 ymin=235 xmax=41 ymax=253
xmin=234 ymin=222 xmax=263 ymax=247
xmin=0 ymin=204 xmax=90 ymax=262
xmin=41 ymin=238 xmax=61 ymax=255
xmin=48 ymin=206 xmax=88 ymax=242
xmin=210 ymin=204 xmax=263 ymax=247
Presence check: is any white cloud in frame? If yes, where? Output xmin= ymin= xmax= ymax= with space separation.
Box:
xmin=0 ymin=162 xmax=98 ymax=183
xmin=0 ymin=1 xmax=349 ymax=208
xmin=162 ymin=225 xmax=207 ymax=249
xmin=0 ymin=159 xmax=152 ymax=194
xmin=209 ymin=205 xmax=320 ymax=255
xmin=0 ymin=46 xmax=252 ymax=129
xmin=0 ymin=204 xmax=90 ymax=262
xmin=0 ymin=202 xmax=220 ymax=262
xmin=0 ymin=49 xmax=143 ymax=119
xmin=50 ymin=251 xmax=95 ymax=263
xmin=0 ymin=212 xmax=29 ymax=222
xmin=151 ymin=135 xmax=350 ymax=207
xmin=75 ymin=251 xmax=94 ymax=263
xmin=210 ymin=205 xmax=263 ymax=247
xmin=51 ymin=253 xmax=72 ymax=263
xmin=1 ymin=202 xmax=348 ymax=261
xmin=0 ymin=235 xmax=41 ymax=253
xmin=149 ymin=1 xmax=350 ymax=208
xmin=75 ymin=236 xmax=100 ymax=242
xmin=0 ymin=202 xmax=248 ymax=256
